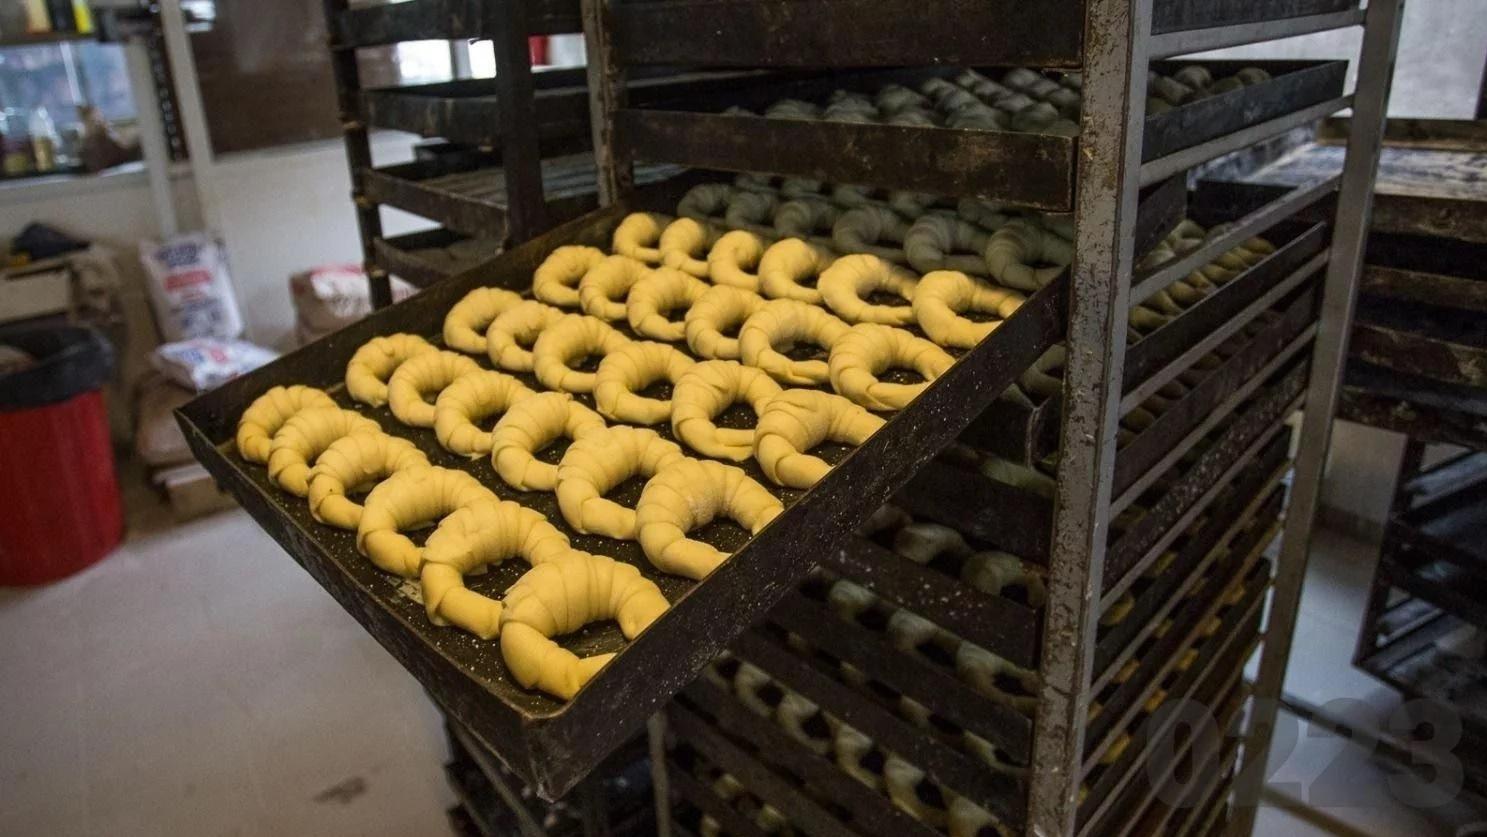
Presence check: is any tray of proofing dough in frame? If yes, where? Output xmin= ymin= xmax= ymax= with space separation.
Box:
xmin=610 ymin=60 xmax=1345 ymax=212
xmin=332 ymin=0 xmax=581 ymax=48
xmin=176 ymin=174 xmax=1067 ymax=800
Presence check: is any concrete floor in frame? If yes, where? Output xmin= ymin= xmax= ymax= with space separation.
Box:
xmin=1 ymin=480 xmax=1482 ymax=835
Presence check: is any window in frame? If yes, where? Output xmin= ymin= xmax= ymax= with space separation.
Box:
xmin=0 ymin=40 xmax=138 ymax=174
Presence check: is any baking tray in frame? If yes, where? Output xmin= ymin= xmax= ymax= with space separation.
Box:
xmin=1361 ymin=233 xmax=1487 ymax=314
xmin=333 ymin=0 xmax=581 ymax=47
xmin=1151 ymin=0 xmax=1357 ymax=33
xmin=176 ymin=179 xmax=1067 ymax=800
xmin=372 ymin=228 xmax=504 ymax=290
xmin=1351 ymin=295 xmax=1487 ymax=389
xmin=1340 ymin=361 xmax=1487 ymax=450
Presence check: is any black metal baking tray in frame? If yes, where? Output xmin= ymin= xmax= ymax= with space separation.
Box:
xmin=1361 ymin=232 xmax=1487 ymax=313
xmin=333 ymin=0 xmax=581 ymax=48
xmin=177 ymin=178 xmax=1067 ymax=800
xmin=1340 ymin=360 xmax=1487 ymax=451
xmin=1351 ymin=295 xmax=1487 ymax=389
xmin=372 ymin=228 xmax=504 ymax=289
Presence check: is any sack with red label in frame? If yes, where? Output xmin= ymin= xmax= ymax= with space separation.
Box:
xmin=139 ymin=232 xmax=245 ymax=341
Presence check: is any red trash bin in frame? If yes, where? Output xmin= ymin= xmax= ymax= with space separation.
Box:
xmin=0 ymin=325 xmax=122 ymax=585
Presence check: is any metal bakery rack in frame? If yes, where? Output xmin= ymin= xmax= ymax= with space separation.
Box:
xmin=180 ymin=0 xmax=1407 ymax=833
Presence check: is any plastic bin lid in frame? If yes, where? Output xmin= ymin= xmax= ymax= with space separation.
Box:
xmin=0 ymin=324 xmax=115 ymax=411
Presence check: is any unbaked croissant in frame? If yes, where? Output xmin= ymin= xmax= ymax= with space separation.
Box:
xmin=531 ymin=314 xmax=631 ymax=394
xmin=676 ymin=183 xmax=735 ymax=225
xmin=386 ymin=350 xmax=481 ymax=428
xmin=420 ymin=498 xmax=571 ymax=638
xmin=593 ymin=341 xmax=696 ymax=426
xmin=489 ymin=392 xmax=607 ymax=491
xmin=984 ymin=219 xmax=1072 ymax=291
xmin=534 ymin=245 xmax=607 ymax=308
xmin=626 ymin=267 xmax=708 ymax=342
xmin=357 ymin=465 xmax=496 ymax=577
xmin=486 ymin=300 xmax=564 ymax=372
xmin=733 ymin=660 xmax=781 ymax=717
xmin=828 ymin=324 xmax=954 ymax=411
xmin=684 ymin=285 xmax=766 ymax=360
xmin=345 ymin=334 xmax=437 ymax=408
xmin=758 ymin=238 xmax=834 ymax=304
xmin=671 ymin=360 xmax=783 ymax=461
xmin=892 ymin=521 xmax=973 ymax=565
xmin=635 ymin=457 xmax=783 ymax=579
xmin=708 ymin=230 xmax=768 ymax=291
xmin=956 ymin=642 xmax=1039 ymax=714
xmin=556 ymin=426 xmax=686 ymax=539
xmin=579 ymin=255 xmax=652 ymax=321
xmin=905 ymin=215 xmax=991 ymax=276
xmin=912 ymin=270 xmax=1026 ymax=348
xmin=833 ymin=205 xmax=911 ymax=264
xmin=776 ymin=689 xmax=837 ymax=755
xmin=773 ymin=198 xmax=840 ymax=243
xmin=308 ymin=431 xmax=429 ymax=529
xmin=884 ymin=756 xmax=950 ymax=827
xmin=818 ymin=254 xmax=920 ymax=327
xmin=432 ymin=369 xmax=536 ymax=457
xmin=724 ymin=189 xmax=780 ymax=237
xmin=961 ymin=551 xmax=1047 ymax=608
xmin=753 ymin=389 xmax=885 ymax=488
xmin=949 ymin=796 xmax=1011 ymax=837
xmin=1020 ymin=345 xmax=1066 ymax=399
xmin=500 ymin=549 xmax=670 ymax=699
xmin=738 ymin=299 xmax=851 ymax=386
xmin=835 ymin=724 xmax=887 ymax=790
xmin=266 ymin=406 xmax=381 ymax=496
xmin=236 ymin=385 xmax=337 ymax=463
xmin=659 ymin=218 xmax=720 ymax=278
xmin=612 ymin=213 xmax=672 ymax=265
xmin=443 ymin=287 xmax=523 ymax=353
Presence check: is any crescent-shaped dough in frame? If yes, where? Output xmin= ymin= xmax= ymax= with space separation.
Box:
xmin=357 ymin=466 xmax=496 ymax=577
xmin=818 ymin=254 xmax=920 ymax=326
xmin=671 ymin=360 xmax=783 ymax=461
xmin=893 ymin=521 xmax=972 ymax=565
xmin=307 ymin=431 xmax=429 ymax=529
xmin=658 ymin=217 xmax=720 ymax=278
xmin=1020 ymin=345 xmax=1066 ymax=400
xmin=956 ymin=642 xmax=1039 ymax=715
xmin=533 ymin=245 xmax=607 ymax=308
xmin=486 ymin=300 xmax=564 ymax=372
xmin=443 ymin=287 xmax=523 ymax=353
xmin=626 ymin=267 xmax=708 ymax=342
xmin=489 ymin=392 xmax=607 ymax=491
xmin=758 ymin=238 xmax=834 ymax=304
xmin=579 ymin=255 xmax=652 ymax=321
xmin=773 ymin=198 xmax=840 ymax=243
xmin=266 ymin=406 xmax=381 ymax=496
xmin=593 ymin=341 xmax=696 ymax=425
xmin=612 ymin=213 xmax=672 ymax=265
xmin=432 ymin=369 xmax=536 ymax=457
xmin=555 ymin=426 xmax=686 ymax=539
xmin=738 ymin=299 xmax=851 ymax=386
xmin=531 ymin=314 xmax=631 ymax=394
xmin=707 ymin=230 xmax=769 ymax=292
xmin=905 ymin=215 xmax=991 ymax=276
xmin=677 ymin=183 xmax=735 ymax=225
xmin=386 ymin=350 xmax=481 ymax=428
xmin=753 ymin=389 xmax=885 ymax=488
xmin=949 ymin=796 xmax=1011 ymax=837
xmin=912 ymin=270 xmax=1027 ymax=348
xmin=962 ymin=551 xmax=1048 ymax=608
xmin=828 ymin=324 xmax=954 ymax=411
xmin=884 ymin=757 xmax=950 ymax=827
xmin=500 ymin=550 xmax=669 ymax=699
xmin=345 ymin=334 xmax=437 ymax=408
xmin=236 ymin=385 xmax=337 ymax=463
xmin=777 ymin=690 xmax=837 ymax=755
xmin=724 ymin=188 xmax=779 ymax=237
xmin=635 ymin=458 xmax=783 ymax=579
xmin=833 ymin=205 xmax=911 ymax=264
xmin=684 ymin=285 xmax=766 ymax=361
xmin=984 ymin=220 xmax=1072 ymax=292
xmin=835 ymin=725 xmax=887 ymax=790
xmin=419 ymin=498 xmax=571 ymax=639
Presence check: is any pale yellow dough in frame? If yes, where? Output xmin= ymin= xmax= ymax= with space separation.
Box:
xmin=307 ymin=431 xmax=429 ymax=529
xmin=419 ymin=498 xmax=571 ymax=639
xmin=671 ymin=360 xmax=782 ymax=461
xmin=432 ymin=369 xmax=536 ymax=457
xmin=684 ymin=285 xmax=766 ymax=361
xmin=818 ymin=254 xmax=920 ymax=326
xmin=579 ymin=255 xmax=651 ymax=321
xmin=486 ymin=300 xmax=564 ymax=372
xmin=531 ymin=314 xmax=631 ymax=394
xmin=658 ymin=217 xmax=719 ymax=277
xmin=555 ymin=426 xmax=685 ymax=539
xmin=635 ymin=458 xmax=783 ymax=580
xmin=912 ymin=270 xmax=1027 ymax=348
xmin=443 ymin=287 xmax=523 ymax=353
xmin=753 ymin=389 xmax=885 ymax=488
xmin=236 ymin=384 xmax=337 ymax=463
xmin=386 ymin=350 xmax=481 ymax=428
xmin=983 ymin=219 xmax=1072 ymax=291
xmin=593 ymin=341 xmax=696 ymax=425
xmin=500 ymin=550 xmax=670 ymax=699
xmin=905 ymin=214 xmax=991 ymax=276
xmin=345 ymin=333 xmax=437 ymax=407
xmin=828 ymin=324 xmax=954 ymax=411
xmin=357 ymin=466 xmax=496 ymax=577
xmin=707 ymin=230 xmax=768 ymax=291
xmin=533 ymin=245 xmax=606 ymax=308
xmin=956 ymin=643 xmax=1040 ymax=715
xmin=738 ymin=299 xmax=850 ymax=385
xmin=611 ymin=213 xmax=672 ymax=265
xmin=626 ymin=267 xmax=708 ymax=342
xmin=833 ymin=205 xmax=911 ymax=263
xmin=758 ymin=238 xmax=834 ymax=304
xmin=266 ymin=406 xmax=381 ymax=496
xmin=489 ymin=392 xmax=607 ymax=491
xmin=884 ymin=757 xmax=950 ymax=827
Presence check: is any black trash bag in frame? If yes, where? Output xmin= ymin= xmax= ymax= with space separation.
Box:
xmin=0 ymin=325 xmax=115 ymax=411
xmin=13 ymin=223 xmax=89 ymax=262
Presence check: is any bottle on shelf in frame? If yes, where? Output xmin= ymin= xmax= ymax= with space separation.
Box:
xmin=30 ymin=107 xmax=58 ymax=172
xmin=24 ymin=0 xmax=50 ymax=34
xmin=0 ymin=109 xmax=34 ymax=175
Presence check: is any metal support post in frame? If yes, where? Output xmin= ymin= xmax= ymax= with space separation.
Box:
xmin=1025 ymin=0 xmax=1152 ymax=833
xmin=1231 ymin=1 xmax=1407 ymax=833
xmin=490 ymin=1 xmax=547 ymax=242
xmin=581 ymin=0 xmax=631 ymax=205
